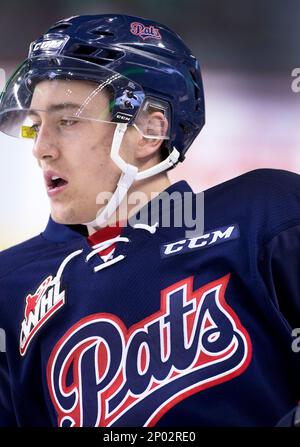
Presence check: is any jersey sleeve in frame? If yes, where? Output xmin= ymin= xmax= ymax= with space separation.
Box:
xmin=258 ymin=223 xmax=300 ymax=328
xmin=0 ymin=352 xmax=17 ymax=426
xmin=269 ymin=224 xmax=300 ymax=328
xmin=252 ymin=170 xmax=300 ymax=328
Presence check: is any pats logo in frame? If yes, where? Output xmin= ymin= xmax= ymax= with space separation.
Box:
xmin=20 ymin=250 xmax=82 ymax=356
xmin=130 ymin=22 xmax=162 ymax=40
xmin=47 ymin=274 xmax=252 ymax=427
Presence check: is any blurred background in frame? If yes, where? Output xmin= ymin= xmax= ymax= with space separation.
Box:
xmin=0 ymin=0 xmax=300 ymax=249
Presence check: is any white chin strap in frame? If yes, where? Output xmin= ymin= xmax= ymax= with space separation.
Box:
xmin=84 ymin=122 xmax=180 ymax=230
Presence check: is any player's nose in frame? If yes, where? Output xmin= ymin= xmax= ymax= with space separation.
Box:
xmin=32 ymin=124 xmax=60 ymax=161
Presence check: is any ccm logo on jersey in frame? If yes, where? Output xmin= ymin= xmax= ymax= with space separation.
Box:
xmin=161 ymin=224 xmax=239 ymax=258
xmin=47 ymin=274 xmax=252 ymax=427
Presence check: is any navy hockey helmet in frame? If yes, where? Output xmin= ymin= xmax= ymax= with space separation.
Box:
xmin=0 ymin=15 xmax=205 ymax=227
xmin=0 ymin=14 xmax=205 ymax=162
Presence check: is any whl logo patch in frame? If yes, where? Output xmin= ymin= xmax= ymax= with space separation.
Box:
xmin=47 ymin=274 xmax=252 ymax=427
xmin=20 ymin=250 xmax=82 ymax=356
xmin=20 ymin=275 xmax=65 ymax=356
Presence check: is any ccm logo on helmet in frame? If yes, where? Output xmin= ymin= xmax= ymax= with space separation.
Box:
xmin=161 ymin=224 xmax=239 ymax=258
xmin=130 ymin=22 xmax=162 ymax=40
xmin=115 ymin=113 xmax=132 ymax=122
xmin=33 ymin=39 xmax=66 ymax=52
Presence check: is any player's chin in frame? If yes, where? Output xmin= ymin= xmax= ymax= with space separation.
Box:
xmin=50 ymin=202 xmax=96 ymax=225
xmin=50 ymin=204 xmax=81 ymax=225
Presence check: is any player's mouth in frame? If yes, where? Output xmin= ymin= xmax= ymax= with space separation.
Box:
xmin=44 ymin=170 xmax=69 ymax=197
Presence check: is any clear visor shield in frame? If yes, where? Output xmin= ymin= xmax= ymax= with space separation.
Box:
xmin=0 ymin=56 xmax=171 ymax=142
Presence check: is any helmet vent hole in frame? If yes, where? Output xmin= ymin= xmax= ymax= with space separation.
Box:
xmin=189 ymin=70 xmax=202 ymax=111
xmin=195 ymin=102 xmax=201 ymax=111
xmin=69 ymin=45 xmax=124 ymax=64
xmin=48 ymin=23 xmax=72 ymax=32
xmin=70 ymin=44 xmax=97 ymax=56
xmin=90 ymin=29 xmax=114 ymax=37
xmin=96 ymin=49 xmax=124 ymax=60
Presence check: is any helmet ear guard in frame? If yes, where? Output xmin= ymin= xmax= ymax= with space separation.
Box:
xmin=133 ymin=97 xmax=171 ymax=141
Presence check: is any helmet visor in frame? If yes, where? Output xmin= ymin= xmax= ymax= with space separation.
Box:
xmin=0 ymin=55 xmax=145 ymax=139
xmin=0 ymin=55 xmax=171 ymax=143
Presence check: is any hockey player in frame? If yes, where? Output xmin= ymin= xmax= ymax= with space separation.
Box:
xmin=0 ymin=14 xmax=299 ymax=427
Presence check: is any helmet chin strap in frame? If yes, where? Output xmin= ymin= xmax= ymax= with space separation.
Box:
xmin=84 ymin=122 xmax=181 ymax=232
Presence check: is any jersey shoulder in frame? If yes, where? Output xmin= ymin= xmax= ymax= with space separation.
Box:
xmin=206 ymin=168 xmax=300 ymax=197
xmin=0 ymin=217 xmax=86 ymax=280
xmin=0 ymin=234 xmax=52 ymax=280
xmin=204 ymin=168 xmax=300 ymax=239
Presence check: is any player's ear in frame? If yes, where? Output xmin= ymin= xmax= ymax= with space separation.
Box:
xmin=135 ymin=111 xmax=169 ymax=160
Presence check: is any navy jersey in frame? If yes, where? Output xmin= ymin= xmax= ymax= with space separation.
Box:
xmin=0 ymin=168 xmax=300 ymax=427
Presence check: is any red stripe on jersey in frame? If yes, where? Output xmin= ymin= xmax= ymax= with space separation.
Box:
xmin=87 ymin=224 xmax=124 ymax=257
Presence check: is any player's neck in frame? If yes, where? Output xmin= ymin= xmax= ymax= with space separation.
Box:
xmin=87 ymin=172 xmax=171 ymax=235
xmin=128 ymin=172 xmax=171 ymax=218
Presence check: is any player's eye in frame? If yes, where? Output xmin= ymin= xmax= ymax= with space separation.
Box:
xmin=31 ymin=123 xmax=41 ymax=133
xmin=30 ymin=123 xmax=41 ymax=140
xmin=59 ymin=118 xmax=79 ymax=127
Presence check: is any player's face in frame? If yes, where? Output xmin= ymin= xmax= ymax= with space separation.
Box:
xmin=30 ymin=79 xmax=124 ymax=224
